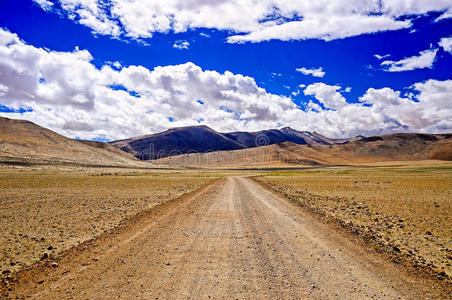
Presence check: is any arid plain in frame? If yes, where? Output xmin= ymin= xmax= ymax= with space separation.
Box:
xmin=1 ymin=163 xmax=451 ymax=299
xmin=1 ymin=118 xmax=452 ymax=298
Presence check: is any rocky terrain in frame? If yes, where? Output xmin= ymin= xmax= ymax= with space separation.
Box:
xmin=2 ymin=177 xmax=448 ymax=299
xmin=254 ymin=166 xmax=452 ymax=283
xmin=0 ymin=168 xmax=214 ymax=278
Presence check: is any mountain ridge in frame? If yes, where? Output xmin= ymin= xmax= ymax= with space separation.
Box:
xmin=154 ymin=133 xmax=452 ymax=168
xmin=110 ymin=125 xmax=361 ymax=160
xmin=1 ymin=117 xmax=451 ymax=167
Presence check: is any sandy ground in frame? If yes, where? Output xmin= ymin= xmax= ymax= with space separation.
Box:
xmin=0 ymin=170 xmax=212 ymax=275
xmin=255 ymin=169 xmax=452 ymax=281
xmin=2 ymin=177 xmax=448 ymax=299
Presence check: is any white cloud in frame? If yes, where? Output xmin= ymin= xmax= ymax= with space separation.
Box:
xmin=112 ymin=61 xmax=122 ymax=69
xmin=436 ymin=11 xmax=452 ymax=21
xmin=374 ymin=54 xmax=390 ymax=60
xmin=381 ymin=48 xmax=438 ymax=72
xmin=439 ymin=37 xmax=452 ymax=53
xmin=296 ymin=67 xmax=325 ymax=78
xmin=33 ymin=0 xmax=53 ymax=11
xmin=173 ymin=40 xmax=190 ymax=50
xmin=359 ymin=87 xmax=404 ymax=106
xmin=31 ymin=0 xmax=452 ymax=42
xmin=1 ymin=28 xmax=452 ymax=140
xmin=304 ymin=83 xmax=347 ymax=110
xmin=227 ymin=15 xmax=410 ymax=43
xmin=359 ymin=80 xmax=452 ymax=132
xmin=0 ymin=83 xmax=8 ymax=97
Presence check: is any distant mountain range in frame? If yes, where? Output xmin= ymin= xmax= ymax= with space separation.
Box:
xmin=0 ymin=116 xmax=451 ymax=168
xmin=110 ymin=125 xmax=363 ymax=160
xmin=155 ymin=133 xmax=452 ymax=168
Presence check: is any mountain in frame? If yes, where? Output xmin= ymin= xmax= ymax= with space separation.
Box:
xmin=0 ymin=117 xmax=148 ymax=167
xmin=153 ymin=132 xmax=452 ymax=168
xmin=111 ymin=125 xmax=360 ymax=160
xmin=2 ymin=117 xmax=450 ymax=168
xmin=111 ymin=125 xmax=245 ymax=160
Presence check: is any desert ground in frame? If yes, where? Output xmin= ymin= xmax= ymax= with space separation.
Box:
xmin=0 ymin=163 xmax=451 ymax=299
xmin=254 ymin=165 xmax=452 ymax=282
xmin=0 ymin=168 xmax=215 ymax=276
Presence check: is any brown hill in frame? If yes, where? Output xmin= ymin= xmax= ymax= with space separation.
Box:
xmin=154 ymin=133 xmax=452 ymax=168
xmin=0 ymin=117 xmax=150 ymax=167
xmin=110 ymin=125 xmax=361 ymax=160
xmin=429 ymin=139 xmax=452 ymax=160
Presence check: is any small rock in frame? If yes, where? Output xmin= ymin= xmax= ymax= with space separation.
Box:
xmin=438 ymin=271 xmax=447 ymax=277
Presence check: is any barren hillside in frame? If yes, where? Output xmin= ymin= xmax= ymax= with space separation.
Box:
xmin=0 ymin=117 xmax=150 ymax=167
xmin=154 ymin=133 xmax=452 ymax=168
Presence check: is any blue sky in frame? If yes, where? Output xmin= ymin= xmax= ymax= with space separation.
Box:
xmin=0 ymin=0 xmax=451 ymax=140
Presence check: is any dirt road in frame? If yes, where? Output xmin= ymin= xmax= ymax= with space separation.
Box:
xmin=3 ymin=177 xmax=445 ymax=299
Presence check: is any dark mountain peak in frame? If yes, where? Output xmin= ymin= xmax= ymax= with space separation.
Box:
xmin=280 ymin=126 xmax=300 ymax=132
xmin=111 ymin=124 xmax=244 ymax=160
xmin=110 ymin=125 xmax=390 ymax=160
xmin=280 ymin=126 xmax=297 ymax=133
xmin=163 ymin=124 xmax=214 ymax=133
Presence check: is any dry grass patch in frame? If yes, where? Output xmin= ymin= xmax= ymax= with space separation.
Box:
xmin=0 ymin=169 xmax=214 ymax=275
xmin=255 ymin=166 xmax=452 ymax=281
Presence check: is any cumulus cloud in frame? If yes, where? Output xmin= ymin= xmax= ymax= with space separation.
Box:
xmin=359 ymin=80 xmax=452 ymax=132
xmin=381 ymin=48 xmax=438 ymax=72
xmin=296 ymin=67 xmax=325 ymax=78
xmin=173 ymin=40 xmax=190 ymax=50
xmin=31 ymin=0 xmax=452 ymax=42
xmin=439 ymin=37 xmax=452 ymax=53
xmin=304 ymin=83 xmax=347 ymax=110
xmin=359 ymin=87 xmax=405 ymax=106
xmin=0 ymin=28 xmax=297 ymax=139
xmin=1 ymin=28 xmax=452 ymax=140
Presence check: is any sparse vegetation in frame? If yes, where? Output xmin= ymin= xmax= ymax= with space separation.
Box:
xmin=0 ymin=168 xmax=215 ymax=275
xmin=254 ymin=165 xmax=452 ymax=282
